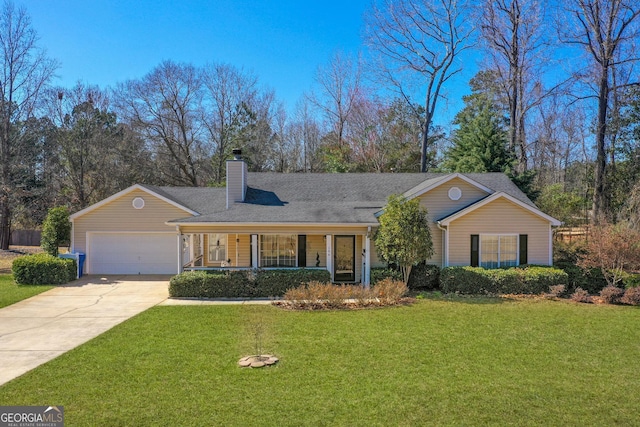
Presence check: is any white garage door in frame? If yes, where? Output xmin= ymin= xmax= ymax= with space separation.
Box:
xmin=88 ymin=233 xmax=178 ymax=274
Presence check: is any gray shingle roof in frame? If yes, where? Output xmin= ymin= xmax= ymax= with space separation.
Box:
xmin=147 ymin=172 xmax=534 ymax=224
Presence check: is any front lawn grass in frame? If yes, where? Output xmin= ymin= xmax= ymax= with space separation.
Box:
xmin=0 ymin=274 xmax=53 ymax=308
xmin=1 ymin=299 xmax=639 ymax=425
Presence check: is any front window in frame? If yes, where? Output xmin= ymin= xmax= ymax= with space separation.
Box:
xmin=208 ymin=233 xmax=227 ymax=263
xmin=480 ymin=235 xmax=517 ymax=268
xmin=260 ymin=234 xmax=296 ymax=267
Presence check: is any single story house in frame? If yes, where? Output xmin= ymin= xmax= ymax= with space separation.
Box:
xmin=69 ymin=152 xmax=561 ymax=283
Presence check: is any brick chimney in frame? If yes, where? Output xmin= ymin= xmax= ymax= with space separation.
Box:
xmin=226 ymin=149 xmax=247 ymax=209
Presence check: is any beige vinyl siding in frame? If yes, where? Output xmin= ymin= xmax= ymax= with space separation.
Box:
xmin=226 ymin=159 xmax=247 ymax=204
xmin=448 ymin=198 xmax=551 ymax=266
xmin=370 ymin=238 xmax=386 ymax=268
xmin=416 ymin=177 xmax=489 ymax=267
xmin=236 ymin=234 xmax=251 ymax=266
xmin=306 ymin=235 xmax=326 ymax=267
xmin=73 ymin=189 xmax=190 ymax=254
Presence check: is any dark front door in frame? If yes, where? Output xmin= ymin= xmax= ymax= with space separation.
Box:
xmin=334 ymin=235 xmax=356 ymax=282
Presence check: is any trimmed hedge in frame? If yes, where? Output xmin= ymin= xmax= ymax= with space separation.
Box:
xmin=371 ymin=264 xmax=440 ymax=290
xmin=371 ymin=268 xmax=403 ymax=285
xmin=440 ymin=266 xmax=568 ymax=295
xmin=12 ymin=254 xmax=77 ymax=285
xmin=169 ymin=269 xmax=331 ymax=298
xmin=554 ymin=262 xmax=607 ymax=294
xmin=408 ymin=263 xmax=440 ymax=290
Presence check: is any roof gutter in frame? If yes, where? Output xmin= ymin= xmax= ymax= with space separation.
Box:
xmin=164 ymin=221 xmax=380 ymax=227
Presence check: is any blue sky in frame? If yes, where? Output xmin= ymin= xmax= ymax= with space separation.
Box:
xmin=18 ymin=0 xmax=483 ymax=126
xmin=19 ymin=0 xmax=373 ymax=108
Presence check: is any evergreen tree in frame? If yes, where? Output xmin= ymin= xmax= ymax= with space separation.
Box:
xmin=41 ymin=206 xmax=71 ymax=257
xmin=374 ymin=195 xmax=434 ymax=285
xmin=442 ymin=92 xmax=514 ymax=173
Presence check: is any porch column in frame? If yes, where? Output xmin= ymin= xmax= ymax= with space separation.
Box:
xmin=251 ymin=234 xmax=258 ymax=269
xmin=176 ymin=226 xmax=183 ymax=273
xmin=326 ymin=234 xmax=333 ymax=282
xmin=199 ymin=234 xmax=204 ymax=266
xmin=189 ymin=234 xmax=195 ymax=267
xmin=364 ymin=230 xmax=371 ymax=287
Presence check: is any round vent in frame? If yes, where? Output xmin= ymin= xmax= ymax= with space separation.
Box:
xmin=448 ymin=186 xmax=462 ymax=201
xmin=132 ymin=197 xmax=145 ymax=209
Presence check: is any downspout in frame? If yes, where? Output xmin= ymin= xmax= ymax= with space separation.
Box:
xmin=364 ymin=226 xmax=371 ymax=288
xmin=548 ymin=224 xmax=553 ymax=266
xmin=437 ymin=222 xmax=448 ymax=268
xmin=70 ymin=217 xmax=75 ymax=253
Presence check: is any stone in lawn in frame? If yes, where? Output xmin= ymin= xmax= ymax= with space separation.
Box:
xmin=238 ymin=354 xmax=278 ymax=368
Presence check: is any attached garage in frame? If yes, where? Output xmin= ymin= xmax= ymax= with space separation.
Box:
xmin=70 ymin=185 xmax=199 ymax=276
xmin=87 ymin=233 xmax=178 ymax=275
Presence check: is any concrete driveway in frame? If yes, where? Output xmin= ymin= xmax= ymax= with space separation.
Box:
xmin=0 ymin=275 xmax=169 ymax=386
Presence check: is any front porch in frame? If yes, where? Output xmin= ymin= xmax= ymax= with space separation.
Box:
xmin=178 ymin=231 xmax=372 ymax=284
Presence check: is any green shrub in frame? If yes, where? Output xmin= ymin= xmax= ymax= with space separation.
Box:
xmin=554 ymin=262 xmax=607 ymax=294
xmin=169 ymin=271 xmax=248 ymax=298
xmin=372 ymin=264 xmax=440 ymax=290
xmin=371 ymin=267 xmax=403 ymax=285
xmin=554 ymin=241 xmax=607 ymax=294
xmin=440 ymin=267 xmax=496 ymax=294
xmin=440 ymin=266 xmax=568 ymax=295
xmin=12 ymin=254 xmax=76 ymax=285
xmin=254 ymin=269 xmax=330 ymax=296
xmin=622 ymin=273 xmax=640 ymax=289
xmin=169 ymin=269 xmax=331 ymax=298
xmin=41 ymin=206 xmax=71 ymax=257
xmin=407 ymin=263 xmax=440 ymax=290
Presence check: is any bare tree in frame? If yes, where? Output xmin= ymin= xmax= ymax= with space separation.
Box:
xmin=478 ymin=0 xmax=553 ymax=172
xmin=54 ymin=85 xmax=116 ymax=209
xmin=115 ymin=61 xmax=208 ymax=186
xmin=562 ymin=0 xmax=640 ymax=221
xmin=308 ymin=52 xmax=363 ymax=151
xmin=365 ymin=0 xmax=473 ymax=172
xmin=201 ymin=63 xmax=259 ymax=183
xmin=0 ymin=1 xmax=57 ymax=249
xmin=529 ymin=94 xmax=587 ymax=186
xmin=241 ymin=89 xmax=277 ymax=172
xmin=291 ymin=97 xmax=323 ymax=172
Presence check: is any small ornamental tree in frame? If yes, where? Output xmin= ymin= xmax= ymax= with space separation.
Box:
xmin=41 ymin=206 xmax=71 ymax=257
xmin=577 ymin=222 xmax=640 ymax=287
xmin=374 ymin=194 xmax=434 ymax=285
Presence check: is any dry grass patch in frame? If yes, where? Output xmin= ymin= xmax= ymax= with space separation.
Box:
xmin=275 ymin=279 xmax=410 ymax=310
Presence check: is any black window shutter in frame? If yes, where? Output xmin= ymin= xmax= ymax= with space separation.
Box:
xmin=519 ymin=235 xmax=528 ymax=265
xmin=250 ymin=235 xmax=254 ymax=267
xmin=470 ymin=235 xmax=479 ymax=267
xmin=298 ymin=235 xmax=307 ymax=267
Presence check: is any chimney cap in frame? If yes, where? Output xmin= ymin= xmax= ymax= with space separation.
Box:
xmin=232 ymin=148 xmax=242 ymax=160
